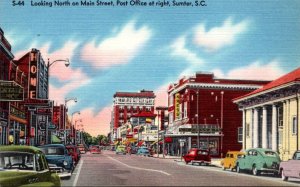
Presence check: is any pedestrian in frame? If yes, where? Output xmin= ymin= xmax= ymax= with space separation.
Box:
xmin=127 ymin=146 xmax=131 ymax=155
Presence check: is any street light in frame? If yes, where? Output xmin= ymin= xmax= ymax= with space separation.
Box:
xmin=74 ymin=119 xmax=82 ymax=145
xmin=46 ymin=58 xmax=70 ymax=144
xmin=64 ymin=97 xmax=77 ymax=145
xmin=185 ymin=88 xmax=200 ymax=149
xmin=48 ymin=58 xmax=70 ymax=68
xmin=71 ymin=111 xmax=80 ymax=144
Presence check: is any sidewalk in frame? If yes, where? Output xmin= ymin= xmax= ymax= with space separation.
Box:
xmin=152 ymin=154 xmax=222 ymax=168
xmin=152 ymin=154 xmax=180 ymax=159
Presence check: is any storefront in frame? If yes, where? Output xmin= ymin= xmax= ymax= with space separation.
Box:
xmin=9 ymin=105 xmax=27 ymax=145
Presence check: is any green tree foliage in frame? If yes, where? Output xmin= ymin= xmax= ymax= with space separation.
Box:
xmin=82 ymin=132 xmax=109 ymax=146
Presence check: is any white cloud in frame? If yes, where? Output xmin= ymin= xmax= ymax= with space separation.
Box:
xmin=212 ymin=60 xmax=284 ymax=80
xmin=81 ymin=21 xmax=152 ymax=69
xmin=170 ymin=36 xmax=205 ymax=65
xmin=78 ymin=106 xmax=112 ymax=136
xmin=14 ymin=40 xmax=91 ymax=104
xmin=194 ymin=17 xmax=249 ymax=52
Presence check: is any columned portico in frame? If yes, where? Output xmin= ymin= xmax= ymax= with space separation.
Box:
xmin=234 ymin=67 xmax=300 ymax=161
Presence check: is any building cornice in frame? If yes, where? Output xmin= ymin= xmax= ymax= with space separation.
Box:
xmin=0 ymin=41 xmax=14 ymax=59
xmin=234 ymin=81 xmax=300 ymax=103
xmin=169 ymin=82 xmax=263 ymax=95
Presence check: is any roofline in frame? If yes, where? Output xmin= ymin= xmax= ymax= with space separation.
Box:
xmin=233 ymin=81 xmax=300 ymax=103
xmin=169 ymin=82 xmax=263 ymax=95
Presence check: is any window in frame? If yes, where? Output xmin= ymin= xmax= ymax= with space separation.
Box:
xmin=36 ymin=154 xmax=45 ymax=171
xmin=169 ymin=112 xmax=173 ymax=124
xmin=246 ymin=123 xmax=250 ymax=137
xmin=169 ymin=95 xmax=174 ymax=106
xmin=292 ymin=116 xmax=297 ymax=135
xmin=238 ymin=127 xmax=243 ymax=143
xmin=184 ymin=102 xmax=187 ymax=118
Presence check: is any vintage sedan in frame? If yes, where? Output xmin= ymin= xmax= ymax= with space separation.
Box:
xmin=221 ymin=151 xmax=245 ymax=171
xmin=137 ymin=146 xmax=151 ymax=157
xmin=236 ymin=148 xmax=280 ymax=176
xmin=66 ymin=145 xmax=81 ymax=164
xmin=115 ymin=145 xmax=126 ymax=155
xmin=182 ymin=148 xmax=211 ymax=165
xmin=0 ymin=145 xmax=61 ymax=187
xmin=90 ymin=146 xmax=101 ymax=154
xmin=39 ymin=144 xmax=74 ymax=178
xmin=279 ymin=150 xmax=300 ymax=181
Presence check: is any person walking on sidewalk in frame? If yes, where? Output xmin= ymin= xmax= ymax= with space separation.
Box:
xmin=127 ymin=146 xmax=132 ymax=155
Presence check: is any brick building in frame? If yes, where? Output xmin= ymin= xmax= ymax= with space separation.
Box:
xmin=166 ymin=72 xmax=270 ymax=158
xmin=111 ymin=90 xmax=156 ymax=141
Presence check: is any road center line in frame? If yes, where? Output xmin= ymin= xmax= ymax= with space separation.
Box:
xmin=73 ymin=159 xmax=84 ymax=187
xmin=106 ymin=155 xmax=171 ymax=176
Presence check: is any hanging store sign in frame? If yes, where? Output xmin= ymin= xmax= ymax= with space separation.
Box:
xmin=0 ymin=80 xmax=24 ymax=101
xmin=29 ymin=52 xmax=38 ymax=99
xmin=175 ymin=93 xmax=180 ymax=119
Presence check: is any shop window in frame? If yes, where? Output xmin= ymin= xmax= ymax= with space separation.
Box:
xmin=238 ymin=127 xmax=243 ymax=143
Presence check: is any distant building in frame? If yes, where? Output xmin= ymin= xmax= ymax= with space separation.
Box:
xmin=111 ymin=90 xmax=156 ymax=141
xmin=234 ymin=67 xmax=300 ymax=161
xmin=167 ymin=72 xmax=269 ymax=158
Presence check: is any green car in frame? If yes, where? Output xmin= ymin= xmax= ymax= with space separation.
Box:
xmin=236 ymin=148 xmax=280 ymax=176
xmin=115 ymin=145 xmax=126 ymax=155
xmin=0 ymin=145 xmax=61 ymax=187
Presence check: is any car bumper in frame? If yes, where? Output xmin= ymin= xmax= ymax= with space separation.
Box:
xmin=260 ymin=168 xmax=278 ymax=173
xmin=191 ymin=160 xmax=211 ymax=164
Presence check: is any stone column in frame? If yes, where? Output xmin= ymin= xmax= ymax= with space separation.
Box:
xmin=253 ymin=108 xmax=259 ymax=148
xmin=242 ymin=109 xmax=246 ymax=150
xmin=272 ymin=104 xmax=278 ymax=151
xmin=262 ymin=106 xmax=268 ymax=149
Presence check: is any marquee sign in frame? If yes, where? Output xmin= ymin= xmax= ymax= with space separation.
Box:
xmin=29 ymin=52 xmax=38 ymax=99
xmin=175 ymin=93 xmax=180 ymax=119
xmin=0 ymin=80 xmax=24 ymax=101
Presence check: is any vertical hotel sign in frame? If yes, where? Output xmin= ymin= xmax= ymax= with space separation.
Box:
xmin=175 ymin=93 xmax=180 ymax=119
xmin=29 ymin=51 xmax=38 ymax=99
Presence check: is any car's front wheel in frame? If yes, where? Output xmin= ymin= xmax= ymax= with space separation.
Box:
xmin=236 ymin=164 xmax=241 ymax=173
xmin=281 ymin=169 xmax=288 ymax=181
xmin=252 ymin=165 xmax=260 ymax=176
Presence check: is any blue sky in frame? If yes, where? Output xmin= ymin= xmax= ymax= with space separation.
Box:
xmin=1 ymin=0 xmax=300 ymax=136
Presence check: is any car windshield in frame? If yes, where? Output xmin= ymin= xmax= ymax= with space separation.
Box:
xmin=294 ymin=152 xmax=300 ymax=160
xmin=40 ymin=147 xmax=64 ymax=155
xmin=264 ymin=151 xmax=277 ymax=157
xmin=0 ymin=152 xmax=35 ymax=171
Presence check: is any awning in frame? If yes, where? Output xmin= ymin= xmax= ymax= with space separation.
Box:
xmin=51 ymin=135 xmax=62 ymax=144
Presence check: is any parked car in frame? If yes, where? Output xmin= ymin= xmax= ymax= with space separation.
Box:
xmin=116 ymin=145 xmax=126 ymax=155
xmin=66 ymin=145 xmax=81 ymax=164
xmin=137 ymin=146 xmax=152 ymax=157
xmin=39 ymin=144 xmax=74 ymax=178
xmin=279 ymin=150 xmax=300 ymax=181
xmin=131 ymin=146 xmax=138 ymax=154
xmin=77 ymin=144 xmax=86 ymax=154
xmin=90 ymin=146 xmax=101 ymax=154
xmin=221 ymin=151 xmax=245 ymax=171
xmin=236 ymin=148 xmax=280 ymax=176
xmin=0 ymin=145 xmax=61 ymax=187
xmin=182 ymin=148 xmax=211 ymax=165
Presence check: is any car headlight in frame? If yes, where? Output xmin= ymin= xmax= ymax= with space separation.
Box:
xmin=63 ymin=161 xmax=68 ymax=166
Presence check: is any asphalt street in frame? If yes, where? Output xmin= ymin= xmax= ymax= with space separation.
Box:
xmin=62 ymin=150 xmax=300 ymax=186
